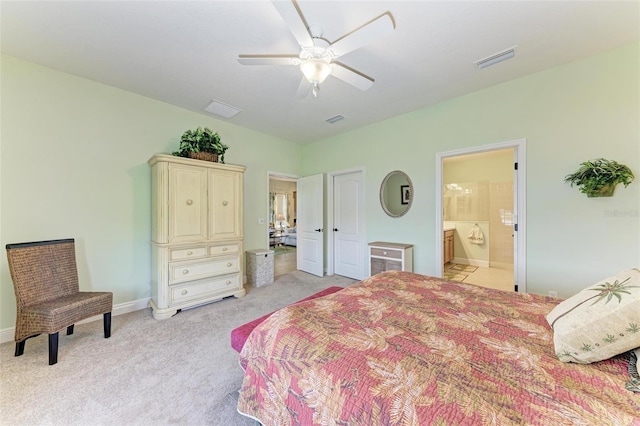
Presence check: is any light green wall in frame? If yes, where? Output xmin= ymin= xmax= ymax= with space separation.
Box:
xmin=1 ymin=42 xmax=638 ymax=331
xmin=302 ymin=42 xmax=639 ymax=299
xmin=0 ymin=55 xmax=301 ymax=330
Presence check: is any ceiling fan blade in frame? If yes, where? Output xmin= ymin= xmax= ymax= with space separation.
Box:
xmin=295 ymin=77 xmax=311 ymax=99
xmin=237 ymin=55 xmax=299 ymax=66
xmin=331 ymin=62 xmax=374 ymax=91
xmin=272 ymin=0 xmax=314 ymax=49
xmin=329 ymin=12 xmax=395 ymax=58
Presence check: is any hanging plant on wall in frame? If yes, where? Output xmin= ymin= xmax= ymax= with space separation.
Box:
xmin=172 ymin=127 xmax=229 ymax=163
xmin=564 ymin=158 xmax=635 ymax=197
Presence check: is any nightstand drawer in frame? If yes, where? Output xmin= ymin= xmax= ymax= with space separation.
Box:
xmin=170 ymin=246 xmax=207 ymax=261
xmin=169 ymin=257 xmax=239 ymax=284
xmin=170 ymin=274 xmax=240 ymax=304
xmin=370 ymin=248 xmax=402 ymax=259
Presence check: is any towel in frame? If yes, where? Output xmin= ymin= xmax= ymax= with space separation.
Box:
xmin=467 ymin=225 xmax=484 ymax=245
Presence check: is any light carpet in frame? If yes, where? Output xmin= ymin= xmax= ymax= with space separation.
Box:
xmin=0 ymin=271 xmax=356 ymax=426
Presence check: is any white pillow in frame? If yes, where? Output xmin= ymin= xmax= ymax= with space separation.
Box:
xmin=546 ymin=268 xmax=640 ymax=364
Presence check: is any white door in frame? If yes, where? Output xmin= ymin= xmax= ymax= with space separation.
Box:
xmin=333 ymin=171 xmax=365 ymax=280
xmin=297 ymin=174 xmax=324 ymax=277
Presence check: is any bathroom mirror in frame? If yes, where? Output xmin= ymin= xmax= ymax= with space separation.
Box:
xmin=380 ymin=170 xmax=413 ymax=217
xmin=269 ymin=192 xmax=290 ymax=230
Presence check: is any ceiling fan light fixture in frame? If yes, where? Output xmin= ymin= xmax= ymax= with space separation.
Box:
xmin=300 ymin=58 xmax=332 ymax=84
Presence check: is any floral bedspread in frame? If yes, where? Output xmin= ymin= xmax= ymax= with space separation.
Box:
xmin=237 ymin=271 xmax=640 ymax=425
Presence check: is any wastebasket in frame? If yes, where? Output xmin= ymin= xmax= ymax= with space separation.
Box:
xmin=246 ymin=248 xmax=275 ymax=287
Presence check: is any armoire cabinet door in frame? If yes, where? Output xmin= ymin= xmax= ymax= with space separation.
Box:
xmin=169 ymin=165 xmax=208 ymax=242
xmin=209 ymin=169 xmax=242 ymax=240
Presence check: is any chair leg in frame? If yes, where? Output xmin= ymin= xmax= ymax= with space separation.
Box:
xmin=48 ymin=332 xmax=59 ymax=365
xmin=104 ymin=312 xmax=111 ymax=338
xmin=15 ymin=340 xmax=25 ymax=357
xmin=67 ymin=324 xmax=74 ymax=335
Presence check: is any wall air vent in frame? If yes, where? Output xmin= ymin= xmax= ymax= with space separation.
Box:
xmin=474 ymin=46 xmax=517 ymax=69
xmin=325 ymin=115 xmax=345 ymax=124
xmin=204 ymin=99 xmax=242 ymax=118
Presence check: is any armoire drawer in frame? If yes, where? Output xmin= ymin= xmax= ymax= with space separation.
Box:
xmin=169 ymin=257 xmax=239 ymax=284
xmin=170 ymin=274 xmax=240 ymax=304
xmin=169 ymin=246 xmax=207 ymax=261
xmin=210 ymin=243 xmax=240 ymax=256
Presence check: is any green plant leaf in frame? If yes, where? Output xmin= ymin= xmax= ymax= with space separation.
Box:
xmin=565 ymin=158 xmax=634 ymax=194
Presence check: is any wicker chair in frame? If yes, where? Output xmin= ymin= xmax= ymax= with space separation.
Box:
xmin=5 ymin=238 xmax=113 ymax=365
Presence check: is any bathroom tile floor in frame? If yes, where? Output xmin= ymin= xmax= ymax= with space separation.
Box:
xmin=445 ymin=263 xmax=514 ymax=292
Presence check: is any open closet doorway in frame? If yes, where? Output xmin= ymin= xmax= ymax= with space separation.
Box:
xmin=435 ymin=139 xmax=526 ymax=293
xmin=268 ymin=173 xmax=298 ymax=276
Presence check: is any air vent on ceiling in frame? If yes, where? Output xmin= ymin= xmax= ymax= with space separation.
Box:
xmin=204 ymin=99 xmax=242 ymax=118
xmin=326 ymin=114 xmax=345 ymax=124
xmin=474 ymin=46 xmax=517 ymax=69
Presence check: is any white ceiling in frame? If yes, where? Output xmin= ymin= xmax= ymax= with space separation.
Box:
xmin=2 ymin=1 xmax=638 ymax=144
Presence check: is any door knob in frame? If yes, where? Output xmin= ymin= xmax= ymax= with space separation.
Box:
xmin=333 ymin=228 xmax=339 ymax=232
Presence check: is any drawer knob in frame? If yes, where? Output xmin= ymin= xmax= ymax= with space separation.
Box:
xmin=222 ymin=247 xmax=228 ymax=251
xmin=227 ymin=262 xmax=232 ymax=267
xmin=226 ymin=280 xmax=232 ymax=285
xmin=186 ymin=199 xmax=193 ymax=206
xmin=222 ymin=200 xmax=228 ymax=206
xmin=182 ymin=269 xmax=189 ymax=275
xmin=187 ymin=251 xmax=193 ymax=256
xmin=181 ymin=290 xmax=188 ymax=295
xmin=383 ymin=251 xmax=388 ymax=255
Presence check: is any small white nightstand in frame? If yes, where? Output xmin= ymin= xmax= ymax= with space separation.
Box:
xmin=368 ymin=241 xmax=414 ymax=276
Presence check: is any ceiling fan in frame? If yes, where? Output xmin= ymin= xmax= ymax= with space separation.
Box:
xmin=237 ymin=0 xmax=395 ymax=98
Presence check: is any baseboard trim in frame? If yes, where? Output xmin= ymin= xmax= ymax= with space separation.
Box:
xmin=451 ymin=257 xmax=489 ymax=268
xmin=489 ymin=261 xmax=514 ymax=270
xmin=0 ymin=297 xmax=151 ymax=344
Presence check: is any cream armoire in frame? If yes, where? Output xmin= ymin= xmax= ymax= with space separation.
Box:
xmin=148 ymin=154 xmax=246 ymax=320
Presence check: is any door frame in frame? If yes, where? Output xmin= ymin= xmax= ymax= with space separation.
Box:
xmin=266 ymin=171 xmax=299 ymax=248
xmin=435 ymin=138 xmax=527 ymax=293
xmin=326 ymin=167 xmax=366 ymax=277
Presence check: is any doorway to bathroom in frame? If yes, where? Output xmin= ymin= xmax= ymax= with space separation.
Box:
xmin=435 ymin=139 xmax=526 ymax=293
xmin=268 ymin=174 xmax=298 ymax=276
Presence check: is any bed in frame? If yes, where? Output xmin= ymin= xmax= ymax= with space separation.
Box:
xmin=237 ymin=271 xmax=640 ymax=425
xmin=283 ymin=226 xmax=297 ymax=247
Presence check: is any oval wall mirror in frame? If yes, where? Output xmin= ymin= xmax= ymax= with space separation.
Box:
xmin=380 ymin=170 xmax=413 ymax=217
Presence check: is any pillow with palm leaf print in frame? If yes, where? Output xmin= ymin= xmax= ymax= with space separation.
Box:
xmin=546 ymin=268 xmax=640 ymax=364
